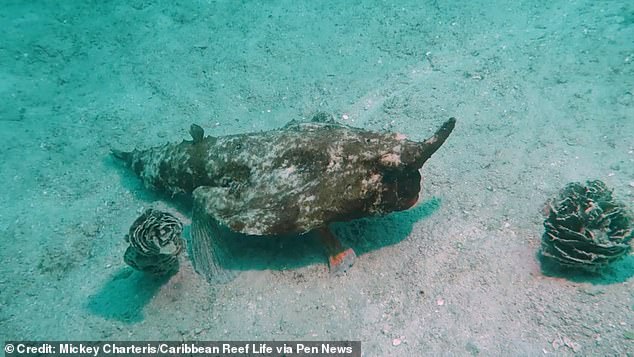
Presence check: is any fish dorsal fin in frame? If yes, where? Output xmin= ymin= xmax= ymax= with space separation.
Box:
xmin=283 ymin=112 xmax=337 ymax=129
xmin=310 ymin=112 xmax=336 ymax=124
xmin=190 ymin=124 xmax=204 ymax=143
xmin=282 ymin=119 xmax=300 ymax=128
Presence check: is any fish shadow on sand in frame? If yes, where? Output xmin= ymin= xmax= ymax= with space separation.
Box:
xmin=538 ymin=253 xmax=634 ymax=285
xmin=86 ymin=267 xmax=172 ymax=323
xmin=188 ymin=197 xmax=442 ymax=272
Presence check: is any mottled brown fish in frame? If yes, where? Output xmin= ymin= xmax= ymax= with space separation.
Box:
xmin=112 ymin=113 xmax=456 ymax=282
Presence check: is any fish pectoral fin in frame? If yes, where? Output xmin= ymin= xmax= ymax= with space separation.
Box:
xmin=193 ymin=185 xmax=273 ymax=235
xmin=190 ymin=186 xmax=237 ymax=283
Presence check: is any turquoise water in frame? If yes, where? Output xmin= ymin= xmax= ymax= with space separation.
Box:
xmin=1 ymin=1 xmax=633 ymax=355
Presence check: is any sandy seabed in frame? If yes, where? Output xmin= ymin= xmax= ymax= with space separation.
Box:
xmin=1 ymin=1 xmax=633 ymax=355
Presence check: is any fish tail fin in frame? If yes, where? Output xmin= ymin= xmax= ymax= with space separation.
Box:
xmin=190 ymin=194 xmax=237 ymax=283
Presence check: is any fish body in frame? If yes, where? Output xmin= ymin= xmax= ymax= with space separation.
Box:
xmin=114 ymin=117 xmax=455 ymax=236
xmin=113 ymin=115 xmax=456 ymax=281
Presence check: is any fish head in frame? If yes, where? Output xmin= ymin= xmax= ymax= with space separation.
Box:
xmin=339 ymin=135 xmax=426 ymax=214
xmin=372 ymin=162 xmax=423 ymax=213
xmin=374 ymin=118 xmax=456 ymax=212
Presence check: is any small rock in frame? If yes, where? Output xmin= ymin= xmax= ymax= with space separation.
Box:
xmin=392 ymin=338 xmax=401 ymax=346
xmin=465 ymin=341 xmax=480 ymax=356
xmin=563 ymin=336 xmax=580 ymax=352
xmin=436 ymin=298 xmax=445 ymax=306
xmin=579 ymin=288 xmax=604 ymax=296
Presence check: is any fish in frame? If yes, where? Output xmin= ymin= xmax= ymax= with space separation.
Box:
xmin=113 ymin=113 xmax=456 ymax=281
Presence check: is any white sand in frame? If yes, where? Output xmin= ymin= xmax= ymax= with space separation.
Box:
xmin=1 ymin=1 xmax=633 ymax=355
